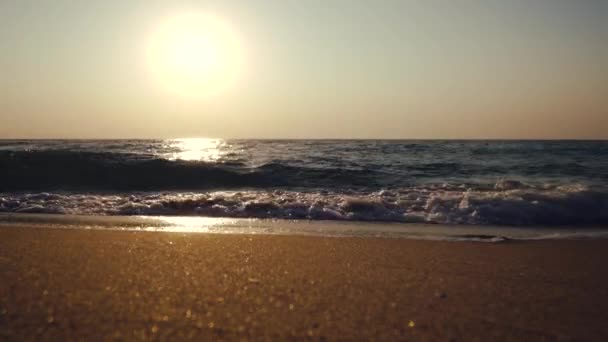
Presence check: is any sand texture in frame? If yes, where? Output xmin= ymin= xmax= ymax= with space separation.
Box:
xmin=1 ymin=226 xmax=608 ymax=340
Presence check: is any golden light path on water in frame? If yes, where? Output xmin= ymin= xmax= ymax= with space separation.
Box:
xmin=168 ymin=138 xmax=225 ymax=161
xmin=142 ymin=216 xmax=241 ymax=233
xmin=2 ymin=214 xmax=606 ymax=240
xmin=135 ymin=216 xmax=573 ymax=240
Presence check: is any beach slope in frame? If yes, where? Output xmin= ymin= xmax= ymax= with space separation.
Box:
xmin=1 ymin=227 xmax=608 ymax=340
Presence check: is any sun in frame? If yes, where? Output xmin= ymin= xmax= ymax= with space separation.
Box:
xmin=147 ymin=13 xmax=243 ymax=96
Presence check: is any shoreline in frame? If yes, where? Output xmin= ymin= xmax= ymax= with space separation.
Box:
xmin=2 ymin=226 xmax=608 ymax=340
xmin=2 ymin=213 xmax=608 ymax=241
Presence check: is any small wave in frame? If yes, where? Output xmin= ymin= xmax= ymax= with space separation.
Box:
xmin=2 ymin=182 xmax=607 ymax=225
xmin=0 ymin=150 xmax=395 ymax=191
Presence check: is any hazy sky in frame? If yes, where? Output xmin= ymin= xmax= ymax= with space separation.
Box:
xmin=1 ymin=0 xmax=606 ymax=139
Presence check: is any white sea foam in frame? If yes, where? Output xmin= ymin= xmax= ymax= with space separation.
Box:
xmin=1 ymin=182 xmax=607 ymax=225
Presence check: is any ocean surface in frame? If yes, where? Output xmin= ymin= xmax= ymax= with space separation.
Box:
xmin=1 ymin=139 xmax=607 ymax=237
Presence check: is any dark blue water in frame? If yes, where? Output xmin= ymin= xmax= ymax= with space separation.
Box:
xmin=1 ymin=139 xmax=607 ymax=226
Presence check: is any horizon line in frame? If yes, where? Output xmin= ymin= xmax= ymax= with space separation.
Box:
xmin=0 ymin=137 xmax=607 ymax=141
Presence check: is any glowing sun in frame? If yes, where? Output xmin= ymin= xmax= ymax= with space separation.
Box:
xmin=147 ymin=13 xmax=243 ymax=96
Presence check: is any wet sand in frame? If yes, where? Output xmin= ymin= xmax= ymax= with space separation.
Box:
xmin=1 ymin=226 xmax=608 ymax=340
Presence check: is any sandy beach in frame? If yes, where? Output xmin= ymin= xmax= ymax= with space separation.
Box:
xmin=1 ymin=226 xmax=608 ymax=340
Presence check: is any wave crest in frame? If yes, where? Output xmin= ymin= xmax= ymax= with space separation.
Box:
xmin=2 ymin=182 xmax=607 ymax=225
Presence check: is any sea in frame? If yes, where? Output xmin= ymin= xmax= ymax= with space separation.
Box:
xmin=1 ymin=139 xmax=607 ymax=241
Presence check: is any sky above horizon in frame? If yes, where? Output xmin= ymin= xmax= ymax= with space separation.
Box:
xmin=1 ymin=0 xmax=607 ymax=139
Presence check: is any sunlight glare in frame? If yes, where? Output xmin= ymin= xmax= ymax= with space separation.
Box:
xmin=147 ymin=12 xmax=243 ymax=96
xmin=170 ymin=138 xmax=224 ymax=161
xmin=143 ymin=216 xmax=239 ymax=233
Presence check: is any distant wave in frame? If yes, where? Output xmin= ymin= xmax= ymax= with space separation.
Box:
xmin=2 ymin=183 xmax=607 ymax=225
xmin=2 ymin=149 xmax=606 ymax=191
xmin=0 ymin=150 xmax=396 ymax=191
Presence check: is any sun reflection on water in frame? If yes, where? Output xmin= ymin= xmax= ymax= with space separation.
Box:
xmin=170 ymin=138 xmax=224 ymax=161
xmin=144 ymin=216 xmax=239 ymax=233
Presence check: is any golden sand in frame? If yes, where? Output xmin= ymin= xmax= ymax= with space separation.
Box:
xmin=1 ymin=226 xmax=608 ymax=340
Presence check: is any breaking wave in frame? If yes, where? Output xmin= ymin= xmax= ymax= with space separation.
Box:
xmin=1 ymin=140 xmax=607 ymax=227
xmin=2 ymin=182 xmax=607 ymax=225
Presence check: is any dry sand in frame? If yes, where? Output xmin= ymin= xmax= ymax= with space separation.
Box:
xmin=1 ymin=226 xmax=608 ymax=340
